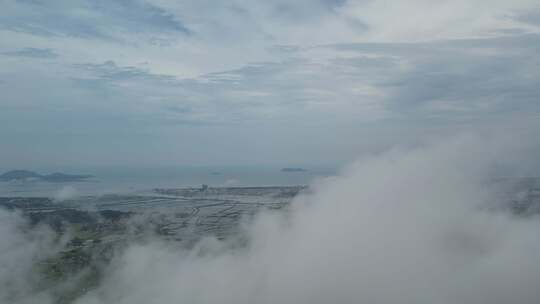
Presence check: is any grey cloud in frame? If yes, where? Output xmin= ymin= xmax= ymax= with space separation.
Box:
xmin=321 ymin=0 xmax=348 ymax=8
xmin=267 ymin=45 xmax=302 ymax=54
xmin=66 ymin=60 xmax=228 ymax=126
xmin=327 ymin=34 xmax=540 ymax=121
xmin=514 ymin=8 xmax=540 ymax=26
xmin=64 ymin=32 xmax=540 ymax=127
xmin=1 ymin=47 xmax=58 ymax=59
xmin=69 ymin=58 xmax=316 ymax=125
xmin=87 ymin=0 xmax=190 ymax=34
xmin=70 ymin=77 xmax=108 ymax=91
xmin=330 ymin=55 xmax=400 ymax=70
xmin=239 ymin=1 xmax=355 ymax=27
xmin=149 ymin=0 xmax=362 ymax=44
xmin=0 ymin=0 xmax=190 ymax=40
xmin=73 ymin=60 xmax=176 ymax=82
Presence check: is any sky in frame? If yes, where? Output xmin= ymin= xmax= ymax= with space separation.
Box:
xmin=1 ymin=0 xmax=539 ymax=169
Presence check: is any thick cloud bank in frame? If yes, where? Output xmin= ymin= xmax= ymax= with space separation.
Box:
xmin=2 ymin=135 xmax=540 ymax=304
xmin=0 ymin=210 xmax=59 ymax=304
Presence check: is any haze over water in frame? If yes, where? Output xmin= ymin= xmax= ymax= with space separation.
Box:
xmin=0 ymin=166 xmax=331 ymax=197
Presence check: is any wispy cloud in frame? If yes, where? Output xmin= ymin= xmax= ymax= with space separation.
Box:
xmin=1 ymin=47 xmax=58 ymax=58
xmin=0 ymin=0 xmax=190 ymax=41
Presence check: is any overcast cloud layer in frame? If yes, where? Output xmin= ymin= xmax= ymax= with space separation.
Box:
xmin=1 ymin=0 xmax=540 ymax=168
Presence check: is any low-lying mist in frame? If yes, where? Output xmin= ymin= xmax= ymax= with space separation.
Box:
xmin=2 ymin=134 xmax=540 ymax=304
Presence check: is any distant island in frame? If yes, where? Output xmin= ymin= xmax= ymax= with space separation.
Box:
xmin=281 ymin=167 xmax=307 ymax=172
xmin=0 ymin=170 xmax=93 ymax=182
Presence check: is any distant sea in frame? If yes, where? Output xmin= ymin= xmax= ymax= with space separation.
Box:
xmin=0 ymin=166 xmax=335 ymax=197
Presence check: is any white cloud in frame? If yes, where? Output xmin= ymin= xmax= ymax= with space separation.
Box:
xmin=342 ymin=0 xmax=540 ymax=42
